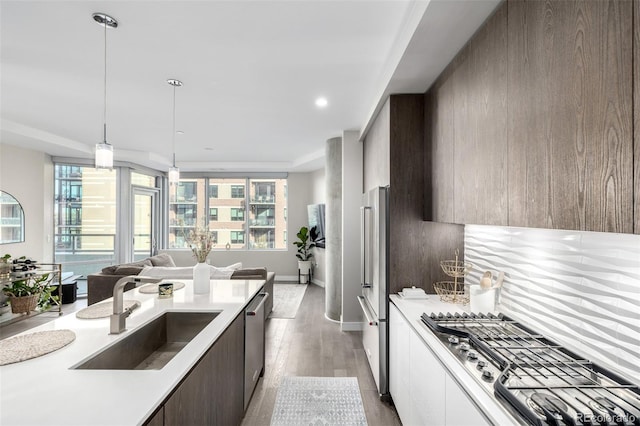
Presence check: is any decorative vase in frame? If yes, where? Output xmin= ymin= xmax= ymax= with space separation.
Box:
xmin=10 ymin=294 xmax=39 ymax=314
xmin=193 ymin=262 xmax=210 ymax=294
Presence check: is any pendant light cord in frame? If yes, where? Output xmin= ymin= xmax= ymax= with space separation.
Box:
xmin=103 ymin=19 xmax=108 ymax=144
xmin=172 ymin=83 xmax=177 ymax=167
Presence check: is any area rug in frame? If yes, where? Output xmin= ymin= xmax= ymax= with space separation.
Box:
xmin=269 ymin=284 xmax=307 ymax=319
xmin=271 ymin=376 xmax=368 ymax=426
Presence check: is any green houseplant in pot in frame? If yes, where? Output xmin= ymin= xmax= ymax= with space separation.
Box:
xmin=293 ymin=226 xmax=317 ymax=284
xmin=2 ymin=271 xmax=58 ymax=314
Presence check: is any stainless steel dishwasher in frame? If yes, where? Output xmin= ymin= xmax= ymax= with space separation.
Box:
xmin=244 ymin=292 xmax=269 ymax=410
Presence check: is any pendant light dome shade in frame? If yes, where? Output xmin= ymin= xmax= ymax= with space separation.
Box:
xmin=93 ymin=12 xmax=117 ymax=169
xmin=168 ymin=79 xmax=183 ymax=183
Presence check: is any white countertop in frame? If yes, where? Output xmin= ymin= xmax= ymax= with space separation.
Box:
xmin=390 ymin=294 xmax=523 ymax=426
xmin=0 ymin=279 xmax=265 ymax=426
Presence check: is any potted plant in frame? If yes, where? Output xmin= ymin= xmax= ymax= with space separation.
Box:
xmin=2 ymin=271 xmax=58 ymax=314
xmin=293 ymin=226 xmax=317 ymax=284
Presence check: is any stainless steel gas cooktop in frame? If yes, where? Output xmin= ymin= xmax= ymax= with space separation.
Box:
xmin=421 ymin=312 xmax=640 ymax=426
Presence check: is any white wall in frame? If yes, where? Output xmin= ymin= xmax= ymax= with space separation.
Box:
xmin=0 ymin=143 xmax=53 ymax=262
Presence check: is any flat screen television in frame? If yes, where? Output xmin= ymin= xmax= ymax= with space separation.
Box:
xmin=307 ymin=203 xmax=326 ymax=248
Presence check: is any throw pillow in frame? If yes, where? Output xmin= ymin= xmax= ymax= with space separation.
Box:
xmin=140 ymin=266 xmax=193 ymax=279
xmin=148 ymin=253 xmax=176 ymax=267
xmin=101 ymin=259 xmax=152 ymax=275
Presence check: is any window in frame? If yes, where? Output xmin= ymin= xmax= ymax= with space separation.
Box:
xmin=231 ymin=185 xmax=245 ymax=198
xmin=230 ymin=231 xmax=244 ymax=244
xmin=54 ymin=165 xmax=117 ymax=278
xmin=211 ymin=231 xmax=218 ymax=244
xmin=131 ymin=172 xmax=156 ymax=187
xmin=168 ymin=177 xmax=287 ymax=250
xmin=208 ymin=184 xmax=218 ymax=198
xmin=231 ymin=208 xmax=244 ymax=221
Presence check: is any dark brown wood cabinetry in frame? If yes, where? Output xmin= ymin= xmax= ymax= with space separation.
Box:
xmin=507 ymin=0 xmax=633 ymax=233
xmin=161 ymin=312 xmax=244 ymax=426
xmin=425 ymin=0 xmax=636 ymax=234
xmin=634 ymin=0 xmax=640 ymax=234
xmin=364 ymin=95 xmax=465 ymax=294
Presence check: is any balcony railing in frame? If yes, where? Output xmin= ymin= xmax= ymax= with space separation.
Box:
xmin=249 ymin=219 xmax=275 ymax=227
xmin=54 ymin=233 xmax=116 ymax=254
xmin=250 ymin=196 xmax=275 ymax=203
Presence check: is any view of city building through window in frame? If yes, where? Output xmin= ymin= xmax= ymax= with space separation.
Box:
xmin=53 ymin=165 xmax=117 ymax=277
xmin=168 ymin=178 xmax=287 ymax=250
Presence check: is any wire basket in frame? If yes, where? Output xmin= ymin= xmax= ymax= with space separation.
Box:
xmin=433 ymin=281 xmax=469 ymax=305
xmin=439 ymin=260 xmax=473 ymax=278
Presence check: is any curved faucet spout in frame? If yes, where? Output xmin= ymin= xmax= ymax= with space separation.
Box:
xmin=110 ymin=275 xmax=163 ymax=334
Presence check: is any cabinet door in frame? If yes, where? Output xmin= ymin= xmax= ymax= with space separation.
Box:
xmin=164 ymin=313 xmax=244 ymax=426
xmin=507 ymin=0 xmax=633 ymax=232
xmin=445 ymin=375 xmax=489 ymax=426
xmin=410 ymin=331 xmax=446 ymax=425
xmin=389 ymin=304 xmax=411 ymax=425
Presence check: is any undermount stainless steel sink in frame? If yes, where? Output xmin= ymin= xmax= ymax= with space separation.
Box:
xmin=74 ymin=312 xmax=219 ymax=370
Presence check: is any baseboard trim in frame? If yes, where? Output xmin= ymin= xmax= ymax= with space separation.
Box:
xmin=340 ymin=322 xmax=363 ymax=331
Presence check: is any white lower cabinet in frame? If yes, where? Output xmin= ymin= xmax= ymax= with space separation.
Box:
xmin=445 ymin=375 xmax=490 ymax=426
xmin=390 ymin=304 xmax=413 ymax=425
xmin=390 ymin=303 xmax=490 ymax=426
xmin=410 ymin=330 xmax=446 ymax=425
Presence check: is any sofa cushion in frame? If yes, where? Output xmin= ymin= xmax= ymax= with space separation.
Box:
xmin=101 ymin=259 xmax=152 ymax=275
xmin=140 ymin=265 xmax=236 ymax=279
xmin=148 ymin=253 xmax=176 ymax=267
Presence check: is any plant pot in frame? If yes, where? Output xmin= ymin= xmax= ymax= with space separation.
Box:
xmin=10 ymin=294 xmax=39 ymax=314
xmin=298 ymin=260 xmax=312 ymax=284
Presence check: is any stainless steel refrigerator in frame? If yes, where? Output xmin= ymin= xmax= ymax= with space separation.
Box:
xmin=357 ymin=186 xmax=390 ymax=400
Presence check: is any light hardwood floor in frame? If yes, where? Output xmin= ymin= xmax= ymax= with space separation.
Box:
xmin=242 ymin=284 xmax=401 ymax=426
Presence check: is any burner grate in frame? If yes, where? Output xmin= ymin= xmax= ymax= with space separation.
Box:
xmin=421 ymin=312 xmax=640 ymax=426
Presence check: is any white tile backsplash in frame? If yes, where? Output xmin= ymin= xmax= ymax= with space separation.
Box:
xmin=464 ymin=224 xmax=640 ymax=383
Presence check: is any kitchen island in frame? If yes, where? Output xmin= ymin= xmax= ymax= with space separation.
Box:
xmin=0 ymin=278 xmax=265 ymax=426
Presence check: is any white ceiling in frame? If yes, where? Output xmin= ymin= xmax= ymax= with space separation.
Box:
xmin=0 ymin=0 xmax=500 ymax=173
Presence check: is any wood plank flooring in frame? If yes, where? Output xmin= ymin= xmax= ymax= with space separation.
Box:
xmin=242 ymin=284 xmax=401 ymax=426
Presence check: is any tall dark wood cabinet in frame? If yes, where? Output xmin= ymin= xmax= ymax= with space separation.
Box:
xmin=364 ymin=95 xmax=465 ymax=295
xmin=507 ymin=0 xmax=633 ymax=233
xmin=634 ymin=0 xmax=640 ymax=234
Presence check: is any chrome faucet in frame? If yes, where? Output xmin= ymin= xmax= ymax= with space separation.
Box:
xmin=110 ymin=275 xmax=162 ymax=334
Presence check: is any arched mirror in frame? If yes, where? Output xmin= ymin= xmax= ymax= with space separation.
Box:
xmin=0 ymin=191 xmax=25 ymax=244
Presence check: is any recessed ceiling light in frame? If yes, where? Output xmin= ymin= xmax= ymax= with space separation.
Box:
xmin=176 ymin=130 xmax=184 ymax=135
xmin=204 ymin=147 xmax=215 ymax=151
xmin=315 ymin=97 xmax=328 ymax=108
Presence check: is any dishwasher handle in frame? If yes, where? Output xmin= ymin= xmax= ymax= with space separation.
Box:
xmin=246 ymin=292 xmax=269 ymax=316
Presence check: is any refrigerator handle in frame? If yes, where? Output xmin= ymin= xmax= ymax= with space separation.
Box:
xmin=360 ymin=206 xmax=372 ymax=288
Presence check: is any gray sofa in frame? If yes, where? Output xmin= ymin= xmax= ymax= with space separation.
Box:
xmin=87 ymin=253 xmax=274 ymax=317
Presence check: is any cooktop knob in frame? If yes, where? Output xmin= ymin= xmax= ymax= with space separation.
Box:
xmin=477 ymin=360 xmax=487 ymax=369
xmin=467 ymin=352 xmax=478 ymax=361
xmin=448 ymin=336 xmax=459 ymax=345
xmin=459 ymin=342 xmax=470 ymax=351
xmin=482 ymin=370 xmax=494 ymax=381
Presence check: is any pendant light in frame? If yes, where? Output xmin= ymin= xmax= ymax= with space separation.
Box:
xmin=93 ymin=13 xmax=118 ymax=169
xmin=167 ymin=78 xmax=183 ymax=183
